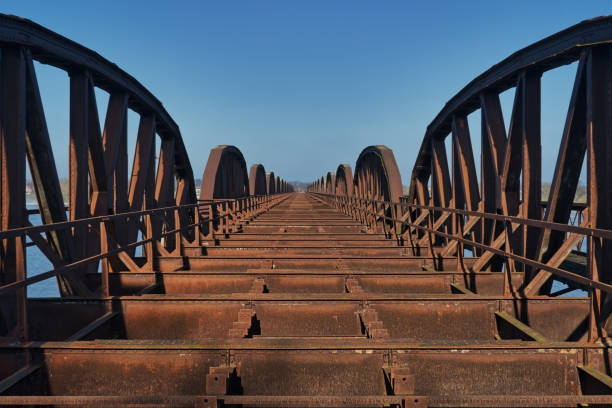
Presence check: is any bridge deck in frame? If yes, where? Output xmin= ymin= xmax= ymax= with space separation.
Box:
xmin=3 ymin=193 xmax=608 ymax=406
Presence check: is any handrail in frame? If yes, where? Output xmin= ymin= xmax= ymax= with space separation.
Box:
xmin=2 ymin=203 xmax=198 ymax=240
xmin=0 ymin=194 xmax=291 ymax=296
xmin=313 ymin=193 xmax=597 ymax=239
xmin=310 ymin=192 xmax=605 ymax=293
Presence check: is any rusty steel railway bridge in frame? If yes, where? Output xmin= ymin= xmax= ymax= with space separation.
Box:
xmin=2 ymin=13 xmax=612 ymax=407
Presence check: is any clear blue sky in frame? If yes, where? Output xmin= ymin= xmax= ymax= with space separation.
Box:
xmin=4 ymin=1 xmax=611 ymax=185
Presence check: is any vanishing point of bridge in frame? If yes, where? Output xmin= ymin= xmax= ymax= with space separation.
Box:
xmin=1 ymin=13 xmax=612 ymax=407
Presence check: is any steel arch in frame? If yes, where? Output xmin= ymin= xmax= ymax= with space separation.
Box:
xmin=249 ymin=164 xmax=267 ymax=196
xmin=199 ymin=145 xmax=249 ymax=200
xmin=266 ymin=172 xmax=276 ymax=195
xmin=335 ymin=164 xmax=354 ymax=196
xmin=353 ymin=145 xmax=403 ymax=202
xmin=326 ymin=172 xmax=336 ymax=195
xmin=0 ymin=14 xmax=196 ymax=299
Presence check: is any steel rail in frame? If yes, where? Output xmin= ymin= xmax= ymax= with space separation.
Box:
xmin=0 ymin=394 xmax=611 ymax=407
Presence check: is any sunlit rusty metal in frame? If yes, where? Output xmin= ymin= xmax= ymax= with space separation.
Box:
xmin=2 ymin=12 xmax=612 ymax=408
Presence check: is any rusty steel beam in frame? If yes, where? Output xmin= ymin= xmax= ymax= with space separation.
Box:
xmin=23 ymin=51 xmax=79 ymax=295
xmin=4 ymin=13 xmax=612 ymax=407
xmin=537 ymin=54 xmax=587 ymax=276
xmin=0 ymin=45 xmax=27 ymax=340
xmin=586 ymin=44 xmax=612 ymax=340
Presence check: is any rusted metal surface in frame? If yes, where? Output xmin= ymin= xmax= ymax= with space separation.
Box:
xmin=353 ymin=145 xmax=403 ymax=202
xmin=200 ymin=146 xmax=250 ymax=200
xmin=3 ymin=191 xmax=611 ymax=405
xmin=249 ymin=164 xmax=267 ymax=196
xmin=2 ymin=12 xmax=612 ymax=408
xmin=266 ymin=171 xmax=276 ymax=195
xmin=335 ymin=164 xmax=354 ymax=197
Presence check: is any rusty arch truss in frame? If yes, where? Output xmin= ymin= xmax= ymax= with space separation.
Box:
xmin=326 ymin=172 xmax=336 ymax=194
xmin=313 ymin=16 xmax=612 ymax=344
xmin=335 ymin=164 xmax=354 ymax=196
xmin=249 ymin=164 xmax=267 ymax=196
xmin=4 ymin=12 xmax=612 ymax=408
xmin=0 ymin=14 xmax=198 ymax=300
xmin=308 ymin=146 xmax=403 ymax=236
xmin=353 ymin=145 xmax=403 ymax=202
xmin=403 ymin=15 xmax=612 ymax=304
xmin=197 ymin=145 xmax=291 ymax=237
xmin=266 ymin=171 xmax=276 ymax=195
xmin=0 ymin=15 xmax=292 ymax=343
xmin=200 ymin=145 xmax=249 ymax=200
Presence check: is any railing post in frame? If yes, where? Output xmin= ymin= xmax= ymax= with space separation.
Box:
xmin=503 ymin=218 xmax=517 ymax=295
xmin=216 ymin=202 xmax=223 ymax=235
xmin=393 ymin=203 xmax=400 ymax=241
xmin=456 ymin=210 xmax=467 ymax=280
xmin=144 ymin=212 xmax=155 ymax=271
xmin=371 ymin=200 xmax=376 ymax=231
xmin=174 ymin=206 xmax=182 ymax=256
xmin=231 ymin=200 xmax=237 ymax=230
xmin=362 ymin=198 xmax=367 ymax=227
xmin=194 ymin=204 xmax=201 ymax=246
xmin=224 ymin=202 xmax=230 ymax=235
xmin=374 ymin=200 xmax=378 ymax=231
xmin=15 ymin=234 xmax=28 ymax=342
xmin=426 ymin=207 xmax=437 ymax=270
xmin=99 ymin=218 xmax=110 ymax=298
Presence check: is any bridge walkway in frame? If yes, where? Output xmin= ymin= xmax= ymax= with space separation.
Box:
xmin=11 ymin=193 xmax=601 ymax=406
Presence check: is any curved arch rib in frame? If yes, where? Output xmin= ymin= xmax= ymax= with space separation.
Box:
xmin=249 ymin=164 xmax=267 ymax=196
xmin=354 ymin=145 xmax=403 ymax=202
xmin=266 ymin=172 xmax=276 ymax=195
xmin=335 ymin=164 xmax=354 ymax=196
xmin=199 ymin=145 xmax=249 ymax=200
xmin=326 ymin=172 xmax=336 ymax=195
xmin=401 ymin=16 xmax=612 ymax=308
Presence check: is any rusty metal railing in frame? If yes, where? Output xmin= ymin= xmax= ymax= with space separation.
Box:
xmin=0 ymin=193 xmax=290 ymax=341
xmin=311 ymin=191 xmax=611 ymax=342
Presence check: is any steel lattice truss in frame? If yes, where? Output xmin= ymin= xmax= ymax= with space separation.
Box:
xmin=1 ymin=13 xmax=612 ymax=408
